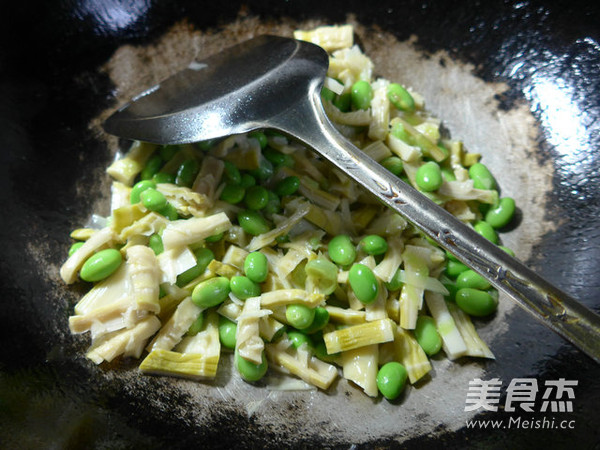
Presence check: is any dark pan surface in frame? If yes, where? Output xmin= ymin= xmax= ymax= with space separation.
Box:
xmin=1 ymin=1 xmax=599 ymax=448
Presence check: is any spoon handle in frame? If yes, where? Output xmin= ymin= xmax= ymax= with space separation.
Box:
xmin=272 ymin=91 xmax=600 ymax=363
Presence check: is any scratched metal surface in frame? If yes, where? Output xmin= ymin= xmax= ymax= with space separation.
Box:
xmin=0 ymin=1 xmax=598 ymax=448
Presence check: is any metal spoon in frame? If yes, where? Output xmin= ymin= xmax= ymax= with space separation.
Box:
xmin=104 ymin=35 xmax=600 ymax=362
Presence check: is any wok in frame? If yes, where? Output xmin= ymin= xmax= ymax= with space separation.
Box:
xmin=1 ymin=0 xmax=599 ymax=448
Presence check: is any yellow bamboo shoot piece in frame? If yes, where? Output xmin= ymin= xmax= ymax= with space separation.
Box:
xmin=323 ymin=319 xmax=394 ymax=354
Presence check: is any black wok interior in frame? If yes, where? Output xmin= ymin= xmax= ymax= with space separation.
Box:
xmin=1 ymin=0 xmax=599 ymax=448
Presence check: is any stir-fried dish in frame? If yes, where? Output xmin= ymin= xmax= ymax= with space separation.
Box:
xmin=61 ymin=25 xmax=516 ymax=400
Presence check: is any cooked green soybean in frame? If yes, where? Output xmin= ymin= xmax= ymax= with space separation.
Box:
xmin=328 ymin=234 xmax=356 ymax=266
xmin=348 ymin=263 xmax=379 ymax=304
xmin=446 ymin=259 xmax=469 ymax=278
xmin=455 ymin=288 xmax=498 ymax=316
xmin=158 ymin=203 xmax=178 ymax=221
xmin=469 ymin=163 xmax=496 ymax=190
xmin=130 ymin=180 xmax=156 ymax=204
xmin=485 ymin=197 xmax=516 ymax=229
xmin=377 ymin=362 xmax=408 ymax=400
xmin=244 ymin=185 xmax=269 ymax=210
xmin=244 ymin=251 xmax=269 ymax=283
xmin=302 ymin=306 xmax=330 ymax=334
xmin=274 ymin=176 xmax=300 ymax=197
xmin=286 ymin=331 xmax=312 ymax=349
xmin=235 ymin=350 xmax=268 ymax=382
xmin=384 ymin=268 xmax=404 ymax=291
xmin=248 ymin=130 xmax=268 ymax=149
xmin=474 ymin=220 xmax=499 ymax=244
xmin=387 ymin=83 xmax=415 ymax=112
xmin=285 ymin=304 xmax=315 ymax=330
xmin=263 ymin=147 xmax=294 ymax=168
xmin=159 ymin=145 xmax=179 ymax=161
xmin=414 ymin=316 xmax=442 ymax=356
xmin=140 ymin=188 xmax=168 ymax=212
xmin=359 ymin=235 xmax=388 ymax=256
xmin=148 ymin=234 xmax=164 ymax=256
xmin=175 ymin=159 xmax=200 ymax=187
xmin=351 ymin=80 xmax=373 ymax=110
xmin=220 ymin=183 xmax=246 ymax=204
xmin=141 ymin=154 xmax=163 ymax=180
xmin=230 ymin=275 xmax=261 ymax=299
xmin=333 ymin=92 xmax=352 ymax=112
xmin=218 ymin=316 xmax=237 ymax=349
xmin=499 ymin=245 xmax=515 ymax=257
xmin=239 ymin=173 xmax=256 ymax=189
xmin=186 ymin=312 xmax=205 ymax=336
xmin=248 ymin=157 xmax=274 ymax=181
xmin=263 ymin=191 xmax=281 ymax=215
xmin=191 ymin=276 xmax=230 ymax=308
xmin=416 ymin=161 xmax=443 ymax=192
xmin=223 ymin=160 xmax=241 ymax=184
xmin=80 ymin=249 xmax=123 ymax=282
xmin=237 ymin=210 xmax=270 ymax=235
xmin=68 ymin=242 xmax=84 ymax=257
xmin=381 ymin=156 xmax=404 ymax=176
xmin=456 ymin=269 xmax=491 ymax=290
xmin=152 ymin=172 xmax=176 ymax=184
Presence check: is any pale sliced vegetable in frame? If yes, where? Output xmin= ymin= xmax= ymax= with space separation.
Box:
xmin=342 ymin=344 xmax=379 ymax=397
xmin=324 ymin=319 xmax=395 ymax=354
xmin=60 ymin=227 xmax=115 ymax=284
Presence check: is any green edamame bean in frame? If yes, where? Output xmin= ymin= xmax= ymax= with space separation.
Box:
xmin=445 ymin=249 xmax=459 ymax=262
xmin=328 ymin=234 xmax=356 ymax=266
xmin=302 ymin=307 xmax=330 ymax=334
xmin=197 ymin=139 xmax=217 ymax=151
xmin=263 ymin=191 xmax=281 ymax=215
xmin=130 ymin=180 xmax=156 ymax=204
xmin=223 ymin=160 xmax=242 ymax=185
xmin=186 ymin=312 xmax=204 ymax=336
xmin=456 ymin=269 xmax=491 ymax=290
xmin=220 ymin=183 xmax=246 ymax=204
xmin=474 ymin=220 xmax=499 ymax=244
xmin=248 ymin=157 xmax=274 ymax=181
xmin=158 ymin=203 xmax=178 ymax=221
xmin=148 ymin=234 xmax=164 ymax=255
xmin=416 ymin=161 xmax=443 ymax=192
xmin=333 ymin=92 xmax=352 ymax=112
xmin=321 ymin=86 xmax=336 ymax=102
xmin=359 ymin=235 xmax=388 ymax=256
xmin=351 ymin=80 xmax=373 ymax=110
xmin=446 ymin=259 xmax=469 ymax=278
xmin=376 ymin=362 xmax=408 ymax=400
xmin=140 ymin=154 xmax=163 ymax=180
xmin=248 ymin=131 xmax=268 ymax=149
xmin=348 ymin=263 xmax=379 ymax=304
xmin=140 ymin=188 xmax=168 ymax=212
xmin=384 ymin=268 xmax=404 ymax=291
xmin=387 ymin=83 xmax=415 ymax=112
xmin=274 ymin=176 xmax=300 ymax=197
xmin=455 ymin=288 xmax=498 ymax=316
xmin=175 ymin=159 xmax=200 ymax=187
xmin=230 ymin=276 xmax=261 ymax=300
xmin=443 ymin=279 xmax=458 ymax=302
xmin=286 ymin=304 xmax=315 ymax=330
xmin=305 ymin=257 xmax=338 ymax=295
xmin=205 ymin=232 xmax=224 ymax=243
xmin=152 ymin=172 xmax=176 ymax=184
xmin=244 ymin=185 xmax=269 ymax=210
xmin=244 ymin=252 xmax=269 ymax=283
xmin=237 ymin=210 xmax=270 ymax=235
xmin=218 ymin=316 xmax=237 ymax=349
xmin=314 ymin=339 xmax=340 ymax=363
xmin=414 ymin=316 xmax=442 ymax=356
xmin=159 ymin=145 xmax=179 ymax=161
xmin=469 ymin=163 xmax=496 ymax=190
xmin=485 ymin=197 xmax=516 ymax=229
xmin=286 ymin=331 xmax=312 ymax=349
xmin=235 ymin=349 xmax=268 ymax=382
xmin=80 ymin=248 xmax=123 ymax=282
xmin=381 ymin=156 xmax=404 ymax=176
xmin=176 ymin=247 xmax=214 ymax=287
xmin=499 ymin=245 xmax=515 ymax=257
xmin=239 ymin=173 xmax=256 ymax=189
xmin=263 ymin=147 xmax=294 ymax=168
xmin=68 ymin=242 xmax=84 ymax=257
xmin=191 ymin=276 xmax=231 ymax=308
xmin=441 ymin=166 xmax=456 ymax=182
